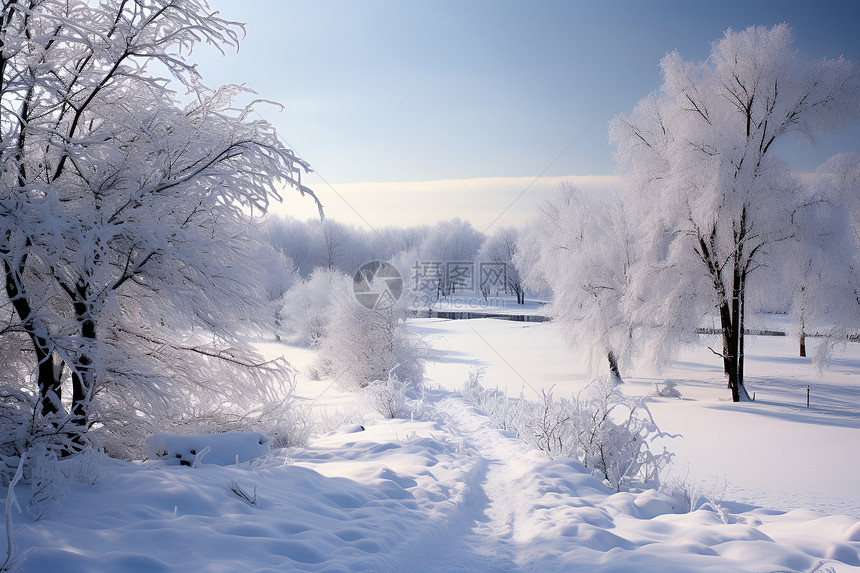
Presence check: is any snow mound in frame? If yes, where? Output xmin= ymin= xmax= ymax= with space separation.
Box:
xmin=5 ymin=393 xmax=860 ymax=572
xmin=145 ymin=431 xmax=270 ymax=466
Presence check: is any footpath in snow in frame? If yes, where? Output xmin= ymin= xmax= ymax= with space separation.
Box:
xmin=5 ymin=389 xmax=860 ymax=572
xmin=427 ymin=393 xmax=860 ymax=572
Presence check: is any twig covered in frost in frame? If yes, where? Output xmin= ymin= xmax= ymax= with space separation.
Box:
xmin=26 ymin=446 xmax=65 ymax=521
xmin=2 ymin=455 xmax=25 ymax=572
xmin=229 ymin=481 xmax=258 ymax=507
xmin=191 ymin=447 xmax=211 ymax=469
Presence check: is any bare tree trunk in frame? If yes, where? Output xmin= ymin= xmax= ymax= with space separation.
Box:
xmin=738 ymin=270 xmax=745 ymax=386
xmin=514 ymin=285 xmax=525 ymax=305
xmin=719 ymin=301 xmax=741 ymax=402
xmin=798 ymin=285 xmax=807 ymax=357
xmin=718 ymin=277 xmax=747 ymax=402
xmin=70 ymin=296 xmax=96 ymax=433
xmin=799 ymin=302 xmax=807 ymax=357
xmin=725 ymin=258 xmax=750 ymax=403
xmin=731 ymin=263 xmax=742 ymax=402
xmin=607 ymin=350 xmax=623 ymax=383
xmin=3 ymin=257 xmax=62 ymax=416
xmin=719 ymin=301 xmax=735 ymax=389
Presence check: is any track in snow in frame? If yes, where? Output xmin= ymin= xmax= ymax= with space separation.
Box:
xmin=406 ymin=394 xmax=544 ymax=572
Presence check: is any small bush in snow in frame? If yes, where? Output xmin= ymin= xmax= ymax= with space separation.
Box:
xmin=362 ymin=371 xmax=411 ymax=419
xmin=462 ymin=366 xmax=528 ymax=435
xmin=654 ymin=380 xmax=682 ymax=399
xmin=527 ymin=388 xmax=574 ymax=460
xmin=126 ymin=358 xmax=310 ymax=457
xmin=463 ymin=373 xmax=673 ymax=491
xmin=314 ymin=410 xmax=366 ymax=435
xmin=316 ymin=286 xmax=425 ymax=391
xmin=279 ymin=268 xmax=350 ymax=346
xmin=461 ymin=365 xmax=487 ymax=403
xmin=660 ymin=472 xmax=697 ymax=514
xmin=0 ymin=386 xmax=105 ymax=489
xmin=161 ymin=396 xmax=311 ymax=454
xmin=567 ymin=378 xmax=673 ymax=491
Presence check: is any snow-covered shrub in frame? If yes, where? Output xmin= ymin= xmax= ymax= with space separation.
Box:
xmin=316 ymin=288 xmax=425 ymax=390
xmin=0 ymin=385 xmax=97 ymax=488
xmin=571 ymin=378 xmax=674 ymax=491
xmin=654 ymin=380 xmax=682 ymax=398
xmin=463 ymin=372 xmax=673 ymax=491
xmin=659 ymin=469 xmax=730 ymax=515
xmin=279 ymin=268 xmax=351 ymax=346
xmin=527 ymin=388 xmax=575 ymax=459
xmin=362 ymin=371 xmax=410 ymax=419
xmin=314 ymin=410 xmax=366 ymax=435
xmin=461 ymin=365 xmax=486 ymax=400
xmin=161 ymin=399 xmax=311 ymax=452
xmin=0 ymin=389 xmax=35 ymax=485
xmin=462 ymin=367 xmax=529 ymax=434
xmin=661 ymin=474 xmax=737 ymax=521
xmin=174 ymin=362 xmax=310 ymax=450
xmin=0 ymin=341 xmax=81 ymax=483
xmin=660 ymin=472 xmax=697 ymax=514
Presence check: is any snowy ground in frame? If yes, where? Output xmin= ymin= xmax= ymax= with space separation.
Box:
xmin=412 ymin=316 xmax=860 ymax=520
xmin=3 ymin=314 xmax=860 ymax=572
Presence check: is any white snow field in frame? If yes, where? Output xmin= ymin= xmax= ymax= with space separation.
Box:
xmin=4 ymin=314 xmax=860 ymax=572
xmin=413 ymin=315 xmax=860 ymax=520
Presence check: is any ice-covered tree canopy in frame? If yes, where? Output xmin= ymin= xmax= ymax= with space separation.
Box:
xmin=0 ymin=0 xmax=319 ymax=456
xmin=610 ymin=24 xmax=860 ymax=400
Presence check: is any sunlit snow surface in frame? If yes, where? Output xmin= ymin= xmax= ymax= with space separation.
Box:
xmin=415 ymin=313 xmax=860 ymax=520
xmin=4 ymin=312 xmax=860 ymax=572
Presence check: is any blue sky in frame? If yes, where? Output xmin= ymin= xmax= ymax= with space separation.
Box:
xmin=197 ymin=0 xmax=860 ymax=228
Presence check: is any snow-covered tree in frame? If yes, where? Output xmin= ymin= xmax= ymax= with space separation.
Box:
xmin=318 ymin=219 xmax=350 ymax=271
xmin=513 ymin=227 xmax=551 ymax=301
xmin=611 ymin=24 xmax=860 ymax=401
xmin=786 ymin=153 xmax=860 ymax=361
xmin=264 ymin=215 xmax=430 ymax=280
xmin=478 ymin=226 xmax=526 ymax=304
xmin=317 ymin=284 xmax=424 ymax=391
xmin=417 ymin=218 xmax=485 ymax=297
xmin=523 ymin=185 xmax=637 ymax=381
xmin=265 ymin=216 xmax=318 ymax=277
xmin=279 ymin=267 xmax=350 ymax=346
xmin=0 ymin=0 xmax=318 ymax=451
